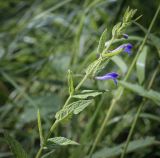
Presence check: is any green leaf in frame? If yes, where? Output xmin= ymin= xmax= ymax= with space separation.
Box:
xmin=136 ymin=46 xmax=148 ymax=84
xmin=119 ymin=81 xmax=160 ymax=105
xmin=72 ymin=90 xmax=106 ymax=99
xmin=111 ymin=56 xmax=127 ymax=74
xmin=85 ymin=59 xmax=101 ymax=75
xmin=47 ymin=137 xmax=79 ymax=146
xmin=4 ymin=133 xmax=29 ymax=158
xmin=67 ymin=69 xmax=74 ymax=95
xmin=123 ymin=7 xmax=137 ymax=23
xmin=55 ymin=106 xmax=73 ymax=122
xmin=37 ymin=109 xmax=44 ymax=146
xmin=112 ymin=22 xmax=121 ymax=37
xmin=97 ymin=28 xmax=107 ymax=53
xmin=72 ymin=99 xmax=93 ymax=114
xmin=55 ymin=100 xmax=93 ymax=121
xmin=91 ymin=137 xmax=156 ymax=158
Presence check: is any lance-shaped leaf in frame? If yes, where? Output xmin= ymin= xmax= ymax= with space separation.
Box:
xmin=136 ymin=46 xmax=148 ymax=84
xmin=4 ymin=133 xmax=29 ymax=158
xmin=119 ymin=81 xmax=160 ymax=105
xmin=91 ymin=137 xmax=156 ymax=158
xmin=72 ymin=90 xmax=107 ymax=99
xmin=97 ymin=28 xmax=107 ymax=53
xmin=47 ymin=137 xmax=79 ymax=146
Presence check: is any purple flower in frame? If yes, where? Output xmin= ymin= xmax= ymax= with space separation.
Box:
xmin=110 ymin=43 xmax=133 ymax=55
xmin=123 ymin=34 xmax=128 ymax=39
xmin=95 ymin=72 xmax=119 ymax=85
xmin=122 ymin=43 xmax=133 ymax=54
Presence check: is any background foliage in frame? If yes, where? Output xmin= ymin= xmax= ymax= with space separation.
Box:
xmin=0 ymin=0 xmax=160 ymax=158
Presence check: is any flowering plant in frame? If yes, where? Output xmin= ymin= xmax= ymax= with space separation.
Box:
xmin=33 ymin=8 xmax=136 ymax=158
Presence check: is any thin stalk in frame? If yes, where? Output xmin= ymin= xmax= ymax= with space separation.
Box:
xmin=120 ymin=66 xmax=159 ymax=158
xmin=88 ymin=4 xmax=160 ymax=157
xmin=35 ymin=147 xmax=43 ymax=158
xmin=63 ymin=95 xmax=72 ymax=108
xmin=75 ymin=73 xmax=89 ymax=91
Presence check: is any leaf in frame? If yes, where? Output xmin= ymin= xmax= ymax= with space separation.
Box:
xmin=37 ymin=109 xmax=44 ymax=146
xmin=91 ymin=137 xmax=156 ymax=158
xmin=111 ymin=56 xmax=127 ymax=74
xmin=72 ymin=99 xmax=93 ymax=114
xmin=119 ymin=81 xmax=160 ymax=105
xmin=136 ymin=46 xmax=148 ymax=84
xmin=55 ymin=106 xmax=74 ymax=121
xmin=123 ymin=7 xmax=137 ymax=23
xmin=72 ymin=90 xmax=106 ymax=99
xmin=55 ymin=100 xmax=93 ymax=121
xmin=97 ymin=28 xmax=107 ymax=53
xmin=112 ymin=22 xmax=121 ymax=37
xmin=67 ymin=69 xmax=74 ymax=95
xmin=47 ymin=137 xmax=79 ymax=146
xmin=4 ymin=133 xmax=29 ymax=158
xmin=85 ymin=59 xmax=101 ymax=75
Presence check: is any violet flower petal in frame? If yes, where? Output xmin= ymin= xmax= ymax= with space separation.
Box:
xmin=95 ymin=72 xmax=119 ymax=85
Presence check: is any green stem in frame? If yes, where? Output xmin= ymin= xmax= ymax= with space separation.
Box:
xmin=75 ymin=73 xmax=89 ymax=91
xmin=120 ymin=66 xmax=159 ymax=158
xmin=88 ymin=4 xmax=160 ymax=157
xmin=63 ymin=95 xmax=72 ymax=108
xmin=120 ymin=101 xmax=144 ymax=158
xmin=35 ymin=147 xmax=43 ymax=158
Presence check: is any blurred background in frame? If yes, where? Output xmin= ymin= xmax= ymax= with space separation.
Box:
xmin=0 ymin=0 xmax=160 ymax=158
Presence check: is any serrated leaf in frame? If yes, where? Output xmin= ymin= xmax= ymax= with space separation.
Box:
xmin=123 ymin=7 xmax=137 ymax=23
xmin=119 ymin=81 xmax=160 ymax=105
xmin=91 ymin=137 xmax=156 ymax=158
xmin=4 ymin=133 xmax=29 ymax=158
xmin=112 ymin=22 xmax=121 ymax=37
xmin=85 ymin=59 xmax=101 ymax=75
xmin=55 ymin=106 xmax=74 ymax=121
xmin=47 ymin=137 xmax=79 ymax=146
xmin=136 ymin=46 xmax=148 ymax=84
xmin=97 ymin=28 xmax=107 ymax=53
xmin=55 ymin=100 xmax=93 ymax=121
xmin=37 ymin=109 xmax=44 ymax=146
xmin=67 ymin=69 xmax=74 ymax=95
xmin=72 ymin=99 xmax=93 ymax=114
